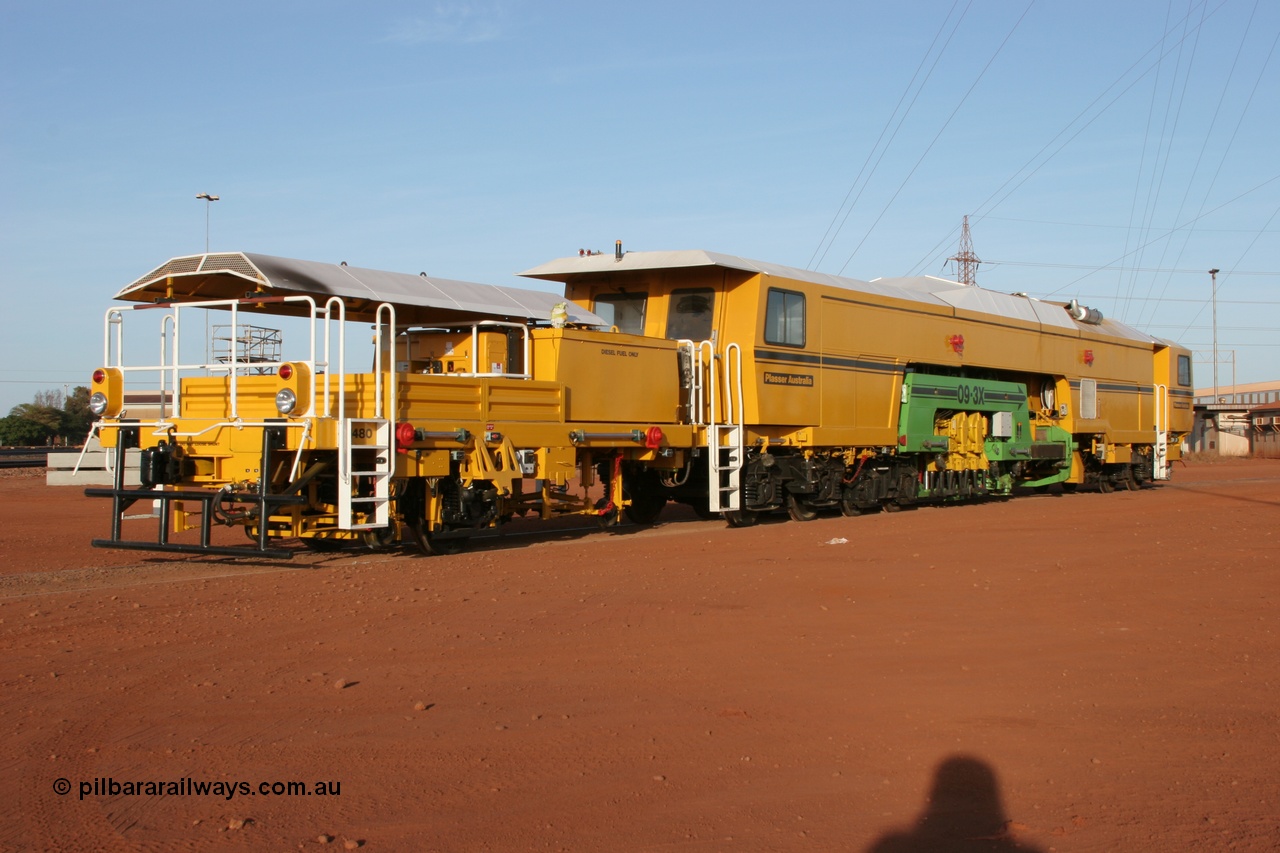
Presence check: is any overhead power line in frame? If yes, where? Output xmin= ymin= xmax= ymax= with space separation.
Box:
xmin=807 ymin=0 xmax=970 ymax=271
xmin=1051 ymin=294 xmax=1280 ymax=305
xmin=979 ymin=215 xmax=1279 ymax=232
xmin=905 ymin=0 xmax=1231 ymax=277
xmin=984 ymin=259 xmax=1278 ymax=275
xmin=837 ymin=2 xmax=1036 ymax=275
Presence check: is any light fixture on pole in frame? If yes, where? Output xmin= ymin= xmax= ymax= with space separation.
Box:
xmin=1209 ymin=268 xmax=1220 ymax=401
xmin=196 ymin=193 xmax=220 ymax=253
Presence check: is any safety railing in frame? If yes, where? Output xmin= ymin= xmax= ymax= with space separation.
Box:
xmin=401 ymin=321 xmax=532 ymax=379
xmin=98 ymin=294 xmax=360 ymax=432
xmin=678 ymin=338 xmax=742 ymax=429
xmin=678 ymin=337 xmax=744 ymax=513
xmin=1154 ymin=382 xmax=1170 ymax=480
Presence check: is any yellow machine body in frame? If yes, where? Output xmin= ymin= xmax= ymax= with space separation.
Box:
xmin=85 ymin=249 xmax=1192 ymax=557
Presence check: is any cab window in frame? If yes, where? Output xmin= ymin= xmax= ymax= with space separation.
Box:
xmin=593 ymin=293 xmax=647 ymax=335
xmin=1177 ymin=354 xmax=1192 ymax=386
xmin=764 ymin=288 xmax=805 ymax=347
xmin=665 ymin=288 xmax=715 ymax=341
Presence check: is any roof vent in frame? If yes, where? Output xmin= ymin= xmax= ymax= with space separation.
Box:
xmin=1067 ymin=299 xmax=1103 ymax=325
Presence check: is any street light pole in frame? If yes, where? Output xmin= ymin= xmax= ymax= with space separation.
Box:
xmin=1209 ymin=268 xmax=1220 ymax=401
xmin=196 ymin=193 xmax=220 ymax=253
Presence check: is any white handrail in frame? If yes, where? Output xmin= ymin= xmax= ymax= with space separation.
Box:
xmin=705 ymin=340 xmax=720 ymax=427
xmin=675 ymin=339 xmax=703 ymax=425
xmin=226 ymin=301 xmax=238 ymax=417
xmin=1153 ymin=382 xmax=1170 ymax=480
xmin=322 ymin=297 xmax=346 ymax=418
xmin=99 ymin=294 xmax=324 ymax=421
xmin=725 ymin=342 xmax=743 ymax=426
xmin=374 ymin=303 xmax=397 ymax=421
xmin=403 ymin=321 xmax=532 ymax=379
xmin=160 ymin=313 xmax=175 ymax=418
xmin=1154 ymin=383 xmax=1168 ymax=433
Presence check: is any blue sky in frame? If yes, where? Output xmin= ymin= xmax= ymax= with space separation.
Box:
xmin=2 ymin=0 xmax=1276 ymax=413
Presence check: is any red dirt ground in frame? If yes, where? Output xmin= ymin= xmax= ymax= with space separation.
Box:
xmin=1 ymin=459 xmax=1278 ymax=852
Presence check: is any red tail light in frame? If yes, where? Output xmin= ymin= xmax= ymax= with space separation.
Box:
xmin=396 ymin=422 xmax=416 ymax=450
xmin=278 ymin=364 xmax=294 ymax=380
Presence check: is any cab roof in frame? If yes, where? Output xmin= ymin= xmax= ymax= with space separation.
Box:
xmin=522 ymin=249 xmax=1165 ymax=344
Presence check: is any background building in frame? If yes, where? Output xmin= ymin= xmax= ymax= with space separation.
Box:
xmin=1191 ymin=380 xmax=1280 ymax=457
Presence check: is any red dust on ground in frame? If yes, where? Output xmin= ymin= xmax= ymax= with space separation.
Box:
xmin=1 ymin=459 xmax=1278 ymax=851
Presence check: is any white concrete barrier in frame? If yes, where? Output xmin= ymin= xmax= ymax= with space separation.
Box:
xmin=46 ymin=435 xmax=141 ymax=486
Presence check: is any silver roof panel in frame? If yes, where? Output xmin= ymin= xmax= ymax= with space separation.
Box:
xmin=526 ymin=250 xmax=1159 ymax=341
xmin=521 ymin=249 xmax=947 ymax=307
xmin=117 ymin=252 xmax=601 ymax=326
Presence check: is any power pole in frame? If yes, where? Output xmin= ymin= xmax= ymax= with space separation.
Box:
xmin=1209 ymin=268 xmax=1220 ymax=400
xmin=948 ymin=215 xmax=980 ymax=286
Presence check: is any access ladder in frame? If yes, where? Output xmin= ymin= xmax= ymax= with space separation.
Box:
xmin=683 ymin=340 xmax=744 ymax=513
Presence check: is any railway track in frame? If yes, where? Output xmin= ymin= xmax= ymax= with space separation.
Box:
xmin=0 ymin=448 xmax=80 ymax=469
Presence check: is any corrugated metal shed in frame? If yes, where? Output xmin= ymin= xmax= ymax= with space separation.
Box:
xmin=116 ymin=252 xmax=602 ymax=326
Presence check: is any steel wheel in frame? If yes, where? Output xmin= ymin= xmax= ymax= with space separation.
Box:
xmin=786 ymin=493 xmax=818 ymax=522
xmin=691 ymin=503 xmax=721 ymax=520
xmin=361 ymin=525 xmax=398 ymax=550
xmin=623 ymin=490 xmax=667 ymax=525
xmin=301 ymin=535 xmax=346 ymax=552
xmin=407 ymin=521 xmax=467 ymax=556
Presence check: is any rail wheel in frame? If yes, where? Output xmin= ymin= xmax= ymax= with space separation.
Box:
xmin=624 ymin=496 xmax=666 ymax=525
xmin=595 ymin=498 xmax=622 ymax=529
xmin=362 ymin=525 xmax=398 ymax=551
xmin=786 ymin=493 xmax=818 ymax=522
xmin=402 ymin=478 xmax=468 ymax=556
xmin=407 ymin=520 xmax=467 ymax=556
xmin=691 ymin=503 xmax=721 ymax=520
xmin=622 ymin=470 xmax=667 ymax=525
xmin=724 ymin=509 xmax=759 ymax=528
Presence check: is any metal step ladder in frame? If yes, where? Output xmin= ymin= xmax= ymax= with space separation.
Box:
xmin=704 ymin=341 xmax=744 ymax=513
xmin=1153 ymin=382 xmax=1171 ymax=480
xmin=338 ymin=418 xmax=391 ymax=530
xmin=708 ymin=422 xmax=743 ymax=512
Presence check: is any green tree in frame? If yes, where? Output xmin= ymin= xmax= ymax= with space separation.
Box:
xmin=62 ymin=386 xmax=94 ymax=440
xmin=0 ymin=412 xmax=50 ymax=446
xmin=6 ymin=402 xmax=62 ymax=444
xmin=0 ymin=387 xmax=97 ymax=446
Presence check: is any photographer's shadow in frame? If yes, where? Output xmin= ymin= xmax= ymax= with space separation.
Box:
xmin=866 ymin=755 xmax=1045 ymax=853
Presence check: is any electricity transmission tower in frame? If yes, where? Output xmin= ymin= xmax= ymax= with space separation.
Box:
xmin=948 ymin=215 xmax=981 ymax=286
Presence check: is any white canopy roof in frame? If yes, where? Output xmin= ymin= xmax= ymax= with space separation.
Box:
xmin=117 ymin=252 xmax=601 ymax=326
